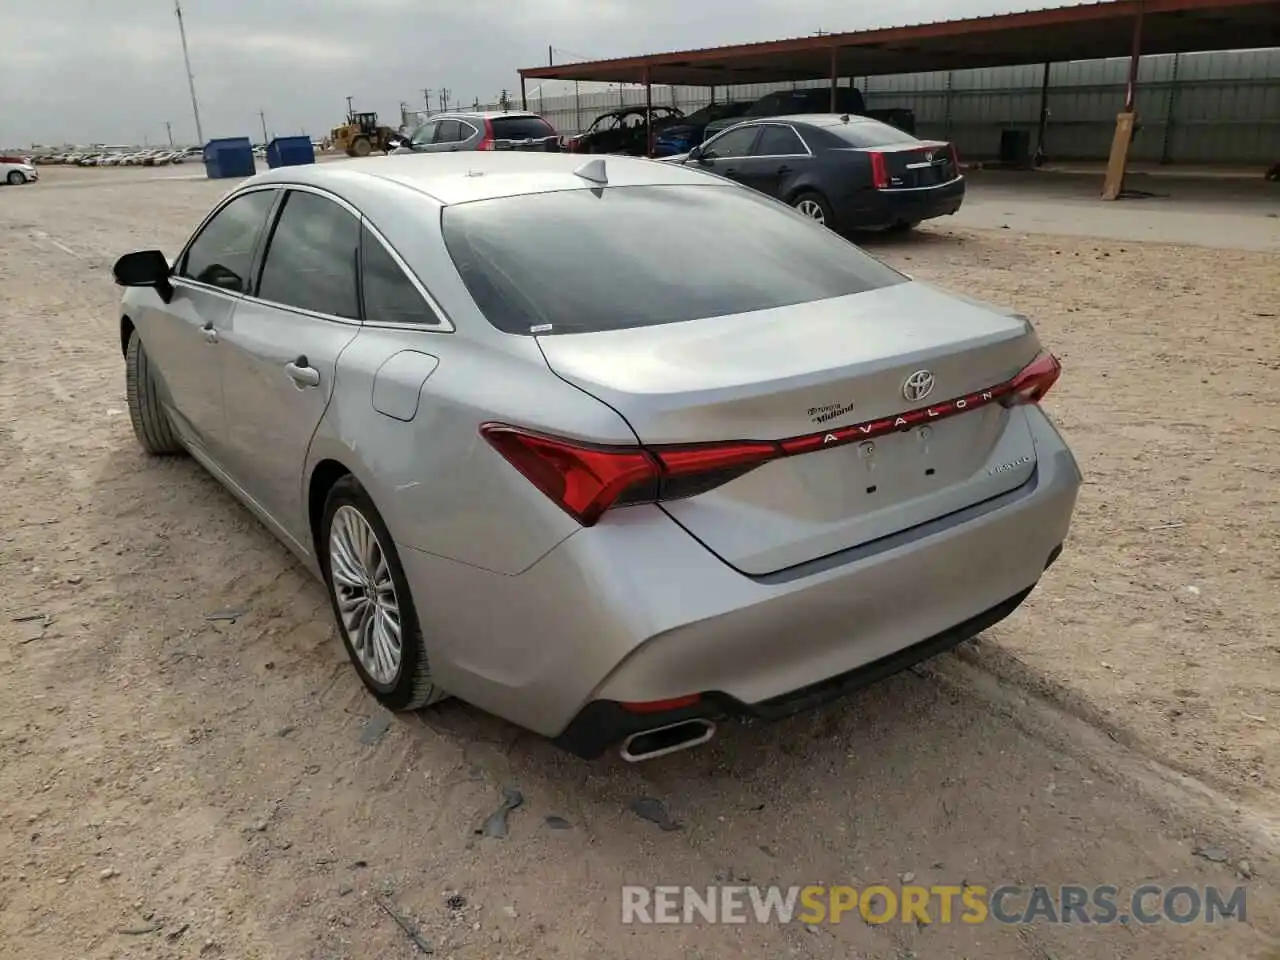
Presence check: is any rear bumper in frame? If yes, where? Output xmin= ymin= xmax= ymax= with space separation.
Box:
xmin=398 ymin=407 xmax=1080 ymax=752
xmin=838 ymin=176 xmax=965 ymax=230
xmin=552 ymin=582 xmax=1040 ymax=758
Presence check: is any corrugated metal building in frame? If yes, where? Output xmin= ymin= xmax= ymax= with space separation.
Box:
xmin=486 ymin=48 xmax=1279 ymax=164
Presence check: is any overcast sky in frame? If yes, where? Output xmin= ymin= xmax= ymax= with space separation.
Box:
xmin=2 ymin=0 xmax=1092 ymax=146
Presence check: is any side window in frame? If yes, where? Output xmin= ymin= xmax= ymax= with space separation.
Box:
xmin=360 ymin=226 xmax=439 ymax=326
xmin=434 ymin=119 xmax=463 ymax=143
xmin=411 ymin=121 xmax=437 ymax=148
xmin=256 ymin=191 xmax=360 ymax=319
xmin=702 ymin=125 xmax=759 ymax=159
xmin=754 ymin=125 xmax=807 ymax=157
xmin=179 ymin=189 xmax=277 ymax=292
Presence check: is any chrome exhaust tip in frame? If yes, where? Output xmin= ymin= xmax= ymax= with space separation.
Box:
xmin=619 ymin=719 xmax=716 ymax=762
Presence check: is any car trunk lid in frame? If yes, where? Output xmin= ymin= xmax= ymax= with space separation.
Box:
xmin=868 ymin=140 xmax=958 ymax=189
xmin=536 ymin=281 xmax=1042 ymax=575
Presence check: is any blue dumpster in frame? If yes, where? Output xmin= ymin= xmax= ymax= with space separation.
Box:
xmin=203 ymin=137 xmax=255 ymax=179
xmin=266 ymin=135 xmax=315 ymax=169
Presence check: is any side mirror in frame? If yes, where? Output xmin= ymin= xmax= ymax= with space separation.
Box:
xmin=112 ymin=250 xmax=173 ymax=302
xmin=687 ymin=146 xmax=704 ymax=163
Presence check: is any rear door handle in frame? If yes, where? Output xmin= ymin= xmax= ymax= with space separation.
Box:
xmin=777 ymin=165 xmax=792 ymax=175
xmin=284 ymin=357 xmax=320 ymax=388
xmin=724 ymin=167 xmax=738 ymax=176
xmin=201 ymin=322 xmax=218 ymax=344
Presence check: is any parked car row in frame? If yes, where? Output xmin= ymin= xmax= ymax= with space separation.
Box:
xmin=391 ymin=104 xmax=961 ymax=234
xmin=565 ymin=88 xmax=918 ymax=159
xmin=33 ymin=147 xmax=203 ymax=167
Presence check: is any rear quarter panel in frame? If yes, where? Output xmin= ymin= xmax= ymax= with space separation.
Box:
xmin=307 ymin=326 xmax=639 ymax=576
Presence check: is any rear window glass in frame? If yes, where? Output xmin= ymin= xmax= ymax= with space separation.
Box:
xmin=489 ymin=117 xmax=555 ymax=140
xmin=442 ymin=184 xmax=905 ymax=335
xmin=822 ymin=119 xmax=922 ymax=147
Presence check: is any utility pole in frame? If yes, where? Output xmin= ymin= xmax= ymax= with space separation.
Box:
xmin=259 ymin=109 xmax=269 ymax=145
xmin=174 ymin=0 xmax=204 ymax=145
xmin=423 ymin=88 xmax=431 ymax=111
xmin=438 ymin=88 xmax=451 ymax=113
xmin=165 ymin=121 xmax=174 ymax=147
xmin=346 ymin=95 xmax=354 ymax=119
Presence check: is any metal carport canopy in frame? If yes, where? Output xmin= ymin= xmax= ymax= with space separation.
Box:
xmin=517 ymin=0 xmax=1280 ymax=86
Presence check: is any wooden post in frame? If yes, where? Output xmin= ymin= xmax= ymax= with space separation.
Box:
xmin=1103 ymin=2 xmax=1145 ymax=200
xmin=1102 ymin=112 xmax=1136 ymax=200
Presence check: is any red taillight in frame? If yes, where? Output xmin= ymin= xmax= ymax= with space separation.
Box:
xmin=869 ymin=151 xmax=889 ymax=189
xmin=476 ymin=118 xmax=495 ymax=151
xmin=1001 ymin=351 xmax=1061 ymax=406
xmin=479 ymin=424 xmax=779 ymax=526
xmin=480 ymin=352 xmax=1060 ymax=527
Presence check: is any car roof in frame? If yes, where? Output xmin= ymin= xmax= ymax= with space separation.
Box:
xmin=244 ymin=152 xmax=723 ymax=206
xmin=425 ymin=110 xmax=543 ymax=121
xmin=736 ymin=113 xmax=889 ymax=129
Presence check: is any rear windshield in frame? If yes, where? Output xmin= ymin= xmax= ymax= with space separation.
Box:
xmin=822 ymin=119 xmax=922 ymax=148
xmin=441 ymin=184 xmax=905 ymax=335
xmin=489 ymin=116 xmax=556 ymax=140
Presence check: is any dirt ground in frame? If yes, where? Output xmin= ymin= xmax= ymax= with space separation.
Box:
xmin=1 ymin=166 xmax=1278 ymax=960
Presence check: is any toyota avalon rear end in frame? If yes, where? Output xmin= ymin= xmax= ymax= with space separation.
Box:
xmin=410 ymin=174 xmax=1080 ymax=760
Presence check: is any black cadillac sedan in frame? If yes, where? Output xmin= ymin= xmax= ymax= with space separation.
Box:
xmin=665 ymin=114 xmax=964 ymax=233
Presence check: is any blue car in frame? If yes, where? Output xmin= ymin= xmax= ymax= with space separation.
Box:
xmin=652 ymin=101 xmax=753 ymax=157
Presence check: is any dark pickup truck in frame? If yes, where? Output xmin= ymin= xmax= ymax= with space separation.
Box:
xmin=700 ymin=88 xmax=915 ymax=143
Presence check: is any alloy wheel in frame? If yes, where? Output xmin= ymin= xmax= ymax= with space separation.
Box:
xmin=329 ymin=504 xmax=402 ymax=685
xmin=795 ymin=198 xmax=825 ymax=223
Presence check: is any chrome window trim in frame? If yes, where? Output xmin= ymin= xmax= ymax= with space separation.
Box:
xmin=173 ymin=183 xmax=282 ymax=290
xmin=358 ymin=216 xmax=456 ymax=333
xmin=239 ymin=182 xmax=456 ymax=332
xmin=410 ymin=120 xmax=438 ymax=148
xmin=749 ymin=122 xmax=815 ymax=160
xmin=697 ymin=122 xmax=765 ymax=162
xmin=433 ymin=118 xmax=465 ymax=144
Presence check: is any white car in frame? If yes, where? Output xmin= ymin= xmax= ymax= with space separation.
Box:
xmin=1 ymin=155 xmax=38 ymax=184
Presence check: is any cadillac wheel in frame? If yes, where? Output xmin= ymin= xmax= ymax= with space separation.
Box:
xmin=320 ymin=476 xmax=447 ymax=710
xmin=792 ymin=191 xmax=833 ymax=225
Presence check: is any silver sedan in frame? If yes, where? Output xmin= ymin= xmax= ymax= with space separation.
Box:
xmin=112 ymin=153 xmax=1081 ymax=761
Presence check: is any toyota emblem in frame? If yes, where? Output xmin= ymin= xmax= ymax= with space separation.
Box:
xmin=902 ymin=370 xmax=935 ymax=402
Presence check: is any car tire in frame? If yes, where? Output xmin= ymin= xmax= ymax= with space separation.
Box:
xmin=791 ymin=191 xmax=834 ymax=227
xmin=7 ymin=171 xmax=26 ymax=185
xmin=320 ymin=475 xmax=449 ymax=712
xmin=125 ymin=332 xmax=184 ymax=455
